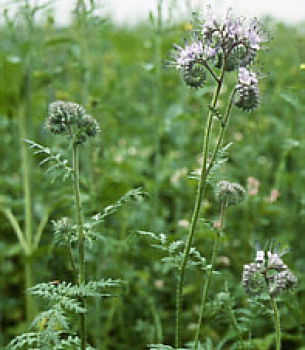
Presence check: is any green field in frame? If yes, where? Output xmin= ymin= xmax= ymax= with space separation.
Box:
xmin=0 ymin=1 xmax=305 ymax=349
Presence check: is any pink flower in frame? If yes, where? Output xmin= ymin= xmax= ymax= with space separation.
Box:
xmin=247 ymin=176 xmax=260 ymax=196
xmin=213 ymin=221 xmax=221 ymax=228
xmin=265 ymin=189 xmax=280 ymax=203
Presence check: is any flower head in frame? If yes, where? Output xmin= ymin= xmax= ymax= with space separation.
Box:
xmin=242 ymin=242 xmax=297 ymax=297
xmin=166 ymin=6 xmax=269 ymax=89
xmin=234 ymin=67 xmax=260 ymax=111
xmin=170 ymin=38 xmax=205 ymax=69
xmin=45 ymin=101 xmax=100 ymax=144
xmin=198 ymin=6 xmax=269 ymax=70
xmin=215 ymin=180 xmax=246 ymax=206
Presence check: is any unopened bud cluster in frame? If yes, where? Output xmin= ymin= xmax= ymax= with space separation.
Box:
xmin=52 ymin=217 xmax=76 ymax=246
xmin=46 ymin=101 xmax=100 ymax=144
xmin=215 ymin=180 xmax=246 ymax=206
xmin=166 ymin=6 xmax=269 ymax=111
xmin=242 ymin=246 xmax=297 ymax=297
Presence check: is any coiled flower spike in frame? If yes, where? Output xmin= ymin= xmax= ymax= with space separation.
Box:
xmin=181 ymin=62 xmax=207 ymax=88
xmin=166 ymin=36 xmax=211 ymax=88
xmin=234 ymin=67 xmax=260 ymax=111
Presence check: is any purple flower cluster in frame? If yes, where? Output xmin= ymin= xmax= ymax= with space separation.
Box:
xmin=242 ymin=244 xmax=297 ymax=297
xmin=167 ymin=6 xmax=270 ymax=110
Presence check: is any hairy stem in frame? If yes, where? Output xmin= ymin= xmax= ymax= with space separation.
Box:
xmin=68 ymin=238 xmax=78 ymax=285
xmin=193 ymin=201 xmax=226 ymax=349
xmin=152 ymin=0 xmax=163 ymax=225
xmin=270 ymin=295 xmax=281 ymax=350
xmin=175 ymin=72 xmax=224 ymax=347
xmin=19 ymin=101 xmax=35 ymax=324
xmin=72 ymin=144 xmax=87 ymax=350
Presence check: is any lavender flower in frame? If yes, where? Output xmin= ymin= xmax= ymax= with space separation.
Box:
xmin=166 ymin=6 xmax=269 ymax=88
xmin=199 ymin=7 xmax=269 ymax=68
xmin=242 ymin=243 xmax=297 ymax=297
xmin=170 ymin=38 xmax=206 ymax=69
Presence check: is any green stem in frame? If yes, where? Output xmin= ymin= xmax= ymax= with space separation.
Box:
xmin=72 ymin=144 xmax=87 ymax=350
xmin=270 ymin=295 xmax=281 ymax=350
xmin=1 ymin=209 xmax=29 ymax=254
xmin=33 ymin=212 xmax=49 ymax=250
xmin=152 ymin=0 xmax=163 ymax=224
xmin=206 ymin=88 xmax=237 ymax=175
xmin=175 ymin=69 xmax=225 ymax=348
xmin=68 ymin=239 xmax=78 ymax=285
xmin=193 ymin=201 xmax=226 ymax=349
xmin=19 ymin=100 xmax=35 ymax=324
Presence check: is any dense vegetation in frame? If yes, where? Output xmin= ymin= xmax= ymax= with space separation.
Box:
xmin=0 ymin=1 xmax=304 ymax=349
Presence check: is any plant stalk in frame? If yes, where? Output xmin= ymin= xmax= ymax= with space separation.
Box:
xmin=72 ymin=144 xmax=87 ymax=350
xmin=193 ymin=200 xmax=226 ymax=349
xmin=270 ymin=295 xmax=281 ymax=350
xmin=19 ymin=101 xmax=35 ymax=324
xmin=152 ymin=0 xmax=163 ymax=225
xmin=175 ymin=75 xmax=223 ymax=348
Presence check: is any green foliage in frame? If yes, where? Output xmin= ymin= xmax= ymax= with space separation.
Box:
xmin=7 ymin=332 xmax=95 ymax=350
xmin=25 ymin=140 xmax=73 ymax=183
xmin=28 ymin=279 xmax=121 ymax=301
xmin=138 ymin=230 xmax=206 ymax=270
xmin=0 ymin=1 xmax=304 ymax=349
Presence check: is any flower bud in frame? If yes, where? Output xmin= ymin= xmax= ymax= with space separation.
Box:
xmin=215 ymin=180 xmax=246 ymax=206
xmin=181 ymin=62 xmax=207 ymax=88
xmin=52 ymin=217 xmax=74 ymax=236
xmin=45 ymin=101 xmax=100 ymax=144
xmin=234 ymin=68 xmax=260 ymax=111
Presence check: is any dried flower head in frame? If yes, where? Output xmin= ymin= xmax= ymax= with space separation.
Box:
xmin=242 ymin=242 xmax=297 ymax=297
xmin=215 ymin=180 xmax=246 ymax=206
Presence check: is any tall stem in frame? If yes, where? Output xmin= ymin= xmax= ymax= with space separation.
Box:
xmin=175 ymin=74 xmax=224 ymax=347
xmin=270 ymin=295 xmax=281 ymax=350
xmin=193 ymin=201 xmax=226 ymax=349
xmin=19 ymin=101 xmax=35 ymax=324
xmin=72 ymin=144 xmax=87 ymax=350
xmin=152 ymin=0 xmax=163 ymax=224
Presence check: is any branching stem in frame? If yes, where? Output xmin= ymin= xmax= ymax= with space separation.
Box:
xmin=175 ymin=64 xmax=228 ymax=348
xmin=193 ymin=200 xmax=226 ymax=349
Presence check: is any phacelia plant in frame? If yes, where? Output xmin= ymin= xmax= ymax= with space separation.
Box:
xmin=6 ymin=101 xmax=140 ymax=350
xmin=242 ymin=242 xmax=297 ymax=350
xmin=163 ymin=5 xmax=275 ymax=349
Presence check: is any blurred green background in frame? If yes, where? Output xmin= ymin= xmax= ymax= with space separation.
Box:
xmin=0 ymin=1 xmax=305 ymax=349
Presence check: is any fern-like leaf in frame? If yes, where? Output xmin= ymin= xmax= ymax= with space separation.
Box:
xmin=6 ymin=332 xmax=42 ymax=350
xmin=138 ymin=231 xmax=206 ymax=270
xmin=25 ymin=139 xmax=72 ymax=182
xmin=90 ymin=188 xmax=147 ymax=227
xmin=207 ymin=142 xmax=232 ymax=185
